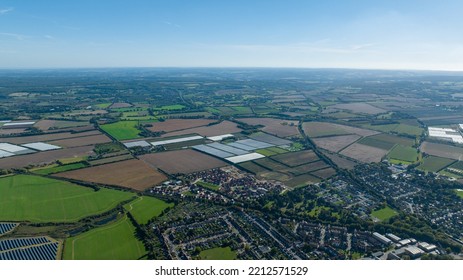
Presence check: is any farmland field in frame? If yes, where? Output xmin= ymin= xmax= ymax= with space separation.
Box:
xmin=329 ymin=102 xmax=386 ymax=114
xmin=254 ymin=158 xmax=290 ymax=171
xmin=311 ymin=167 xmax=336 ymax=179
xmin=162 ymin=121 xmax=242 ymax=137
xmin=358 ymin=133 xmax=414 ymax=150
xmin=146 ymin=119 xmax=215 ymax=133
xmin=256 ymin=147 xmax=288 ymax=156
xmin=387 ymin=145 xmax=419 ymax=163
xmin=100 ymin=121 xmax=142 ymax=140
xmin=0 ymin=145 xmax=95 ymax=169
xmin=340 ymin=143 xmax=388 ymax=163
xmin=0 ymin=130 xmax=101 ymax=144
xmin=371 ymin=206 xmax=398 ymax=222
xmin=139 ymin=149 xmax=228 ymax=174
xmin=417 ymin=156 xmax=455 ymax=172
xmin=199 ymin=246 xmax=236 ymax=260
xmin=238 ymin=161 xmax=270 ymax=174
xmin=56 ymin=159 xmax=167 ymax=191
xmin=237 ymin=118 xmax=299 ymax=137
xmin=34 ymin=120 xmax=89 ymax=131
xmin=313 ymin=135 xmax=361 ymax=152
xmin=324 ymin=152 xmax=357 ymax=170
xmin=32 ymin=162 xmax=87 ymax=175
xmin=288 ymin=161 xmax=329 ymax=175
xmin=303 ymin=122 xmax=378 ymax=138
xmin=420 ymin=141 xmax=463 ymax=161
xmin=64 ymin=216 xmax=146 ymax=260
xmin=0 ymin=175 xmax=135 ymax=222
xmin=362 ymin=123 xmax=423 ymax=137
xmin=284 ymin=174 xmax=321 ymax=188
xmin=124 ymin=196 xmax=173 ymax=225
xmin=49 ymin=134 xmax=111 ymax=148
xmin=271 ymin=150 xmax=319 ymax=167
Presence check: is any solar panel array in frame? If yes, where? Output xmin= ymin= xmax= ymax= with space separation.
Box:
xmin=0 ymin=237 xmax=58 ymax=260
xmin=192 ymin=144 xmax=234 ymax=158
xmin=0 ymin=223 xmax=18 ymax=236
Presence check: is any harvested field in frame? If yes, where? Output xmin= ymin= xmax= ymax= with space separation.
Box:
xmin=271 ymin=150 xmax=319 ymax=167
xmin=340 ymin=143 xmax=387 ymax=163
xmin=56 ymin=159 xmax=166 ymax=191
xmin=303 ymin=122 xmax=379 ymax=138
xmin=162 ymin=121 xmax=242 ymax=137
xmin=0 ymin=130 xmax=101 ymax=144
xmin=0 ymin=146 xmax=95 ymax=169
xmin=146 ymin=119 xmax=215 ymax=133
xmin=139 ymin=150 xmax=228 ymax=174
xmin=49 ymin=134 xmax=111 ymax=148
xmin=313 ymin=135 xmax=361 ymax=152
xmin=311 ymin=167 xmax=336 ymax=179
xmin=284 ymin=174 xmax=320 ymax=188
xmin=88 ymin=154 xmax=134 ymax=166
xmin=34 ymin=120 xmax=89 ymax=131
xmin=237 ymin=118 xmax=299 ymax=137
xmin=0 ymin=128 xmax=26 ymax=135
xmin=258 ymin=171 xmax=292 ymax=182
xmin=324 ymin=152 xmax=357 ymax=170
xmin=289 ymin=161 xmax=329 ymax=175
xmin=328 ymin=102 xmax=386 ymax=114
xmin=420 ymin=141 xmax=463 ymax=161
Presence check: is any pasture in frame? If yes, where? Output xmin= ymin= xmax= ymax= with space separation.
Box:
xmin=100 ymin=121 xmax=142 ymax=140
xmin=387 ymin=145 xmax=419 ymax=163
xmin=64 ymin=216 xmax=146 ymax=260
xmin=0 ymin=175 xmax=135 ymax=222
xmin=371 ymin=206 xmax=398 ymax=222
xmin=417 ymin=156 xmax=455 ymax=172
xmin=32 ymin=162 xmax=87 ymax=175
xmin=124 ymin=196 xmax=174 ymax=225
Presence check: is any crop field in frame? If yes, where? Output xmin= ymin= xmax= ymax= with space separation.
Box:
xmin=64 ymin=216 xmax=146 ymax=260
xmin=358 ymin=133 xmax=414 ymax=150
xmin=109 ymin=102 xmax=133 ymax=109
xmin=289 ymin=161 xmax=329 ymax=175
xmin=0 ymin=145 xmax=95 ymax=169
xmin=49 ymin=134 xmax=111 ymax=148
xmin=238 ymin=161 xmax=270 ymax=174
xmin=311 ymin=167 xmax=337 ymax=179
xmin=340 ymin=143 xmax=388 ymax=163
xmin=0 ymin=175 xmax=134 ymax=222
xmin=449 ymin=161 xmax=463 ymax=171
xmin=155 ymin=104 xmax=186 ymax=111
xmin=328 ymin=102 xmax=386 ymax=114
xmin=146 ymin=119 xmax=215 ymax=133
xmin=162 ymin=121 xmax=242 ymax=138
xmin=237 ymin=118 xmax=299 ymax=137
xmin=313 ymin=135 xmax=361 ymax=152
xmin=88 ymin=154 xmax=134 ymax=166
xmin=254 ymin=158 xmax=290 ymax=171
xmin=271 ymin=150 xmax=319 ymax=167
xmin=56 ymin=159 xmax=167 ymax=191
xmin=417 ymin=156 xmax=455 ymax=172
xmin=32 ymin=162 xmax=87 ymax=175
xmin=199 ymin=246 xmax=237 ymax=260
xmin=100 ymin=121 xmax=142 ymax=141
xmin=420 ymin=141 xmax=463 ymax=160
xmin=124 ymin=196 xmax=173 ymax=225
xmin=0 ymin=130 xmax=101 ymax=144
xmin=34 ymin=120 xmax=89 ymax=131
xmin=324 ymin=152 xmax=357 ymax=170
xmin=256 ymin=147 xmax=288 ymax=156
xmin=139 ymin=149 xmax=228 ymax=174
xmin=362 ymin=123 xmax=423 ymax=137
xmin=387 ymin=145 xmax=419 ymax=163
xmin=371 ymin=206 xmax=398 ymax=222
xmin=303 ymin=122 xmax=379 ymax=138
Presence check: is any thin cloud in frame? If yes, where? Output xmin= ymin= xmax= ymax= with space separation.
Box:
xmin=0 ymin=32 xmax=28 ymax=40
xmin=0 ymin=8 xmax=13 ymax=15
xmin=163 ymin=21 xmax=181 ymax=28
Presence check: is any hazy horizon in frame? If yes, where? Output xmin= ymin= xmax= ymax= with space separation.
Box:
xmin=1 ymin=0 xmax=463 ymax=70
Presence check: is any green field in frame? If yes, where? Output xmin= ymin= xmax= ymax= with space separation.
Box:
xmin=363 ymin=123 xmax=423 ymax=137
xmin=156 ymin=104 xmax=185 ymax=111
xmin=417 ymin=156 xmax=455 ymax=173
xmin=94 ymin=103 xmax=111 ymax=109
xmin=387 ymin=145 xmax=419 ymax=163
xmin=371 ymin=206 xmax=398 ymax=221
xmin=196 ymin=181 xmax=220 ymax=191
xmin=64 ymin=216 xmax=147 ymax=260
xmin=358 ymin=134 xmax=415 ymax=150
xmin=32 ymin=162 xmax=87 ymax=175
xmin=124 ymin=196 xmax=174 ymax=225
xmin=0 ymin=175 xmax=135 ymax=222
xmin=199 ymin=246 xmax=237 ymax=260
xmin=100 ymin=121 xmax=142 ymax=140
xmin=455 ymin=189 xmax=463 ymax=199
xmin=256 ymin=147 xmax=288 ymax=157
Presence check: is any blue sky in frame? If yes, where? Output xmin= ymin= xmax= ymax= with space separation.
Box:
xmin=1 ymin=0 xmax=463 ymax=70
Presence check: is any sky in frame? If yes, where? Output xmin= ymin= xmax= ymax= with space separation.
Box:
xmin=1 ymin=0 xmax=463 ymax=70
